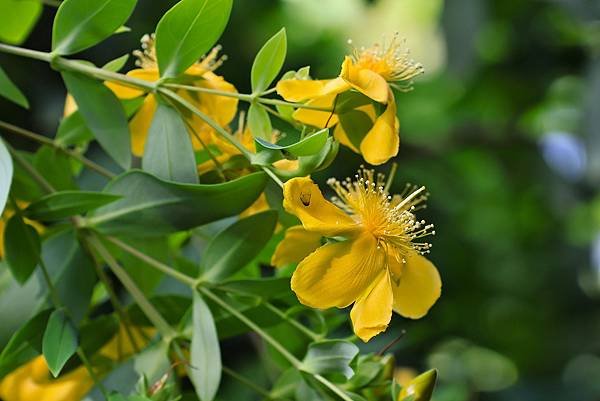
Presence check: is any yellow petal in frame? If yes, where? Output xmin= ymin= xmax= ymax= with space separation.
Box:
xmin=240 ymin=193 xmax=270 ymax=218
xmin=272 ymin=158 xmax=299 ymax=172
xmin=391 ymin=252 xmax=441 ymax=319
xmin=129 ymin=94 xmax=157 ymax=156
xmin=277 ymin=79 xmax=330 ymax=102
xmin=334 ymin=105 xmax=377 ymax=154
xmin=350 ymin=271 xmax=393 ymax=342
xmin=359 ymin=91 xmax=399 ymax=165
xmin=292 ymin=94 xmax=340 ymax=128
xmin=340 ymin=57 xmax=389 ymax=104
xmin=106 ymin=68 xmax=158 ymax=99
xmin=271 ymin=225 xmax=322 ymax=267
xmin=291 ymin=232 xmax=385 ymax=309
xmin=282 ymin=176 xmax=357 ymax=236
xmin=63 ymin=94 xmax=77 ymax=116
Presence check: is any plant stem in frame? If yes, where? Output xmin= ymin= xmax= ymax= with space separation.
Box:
xmin=222 ymin=366 xmax=291 ymax=401
xmin=104 ymin=235 xmax=197 ymax=287
xmin=6 ymin=143 xmax=55 ymax=193
xmin=384 ymin=162 xmax=398 ymax=193
xmin=85 ymin=233 xmax=177 ymax=340
xmin=0 ymin=120 xmax=115 ymax=179
xmin=263 ymin=302 xmax=322 ymax=342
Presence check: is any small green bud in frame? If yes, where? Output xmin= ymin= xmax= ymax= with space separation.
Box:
xmin=398 ymin=369 xmax=437 ymax=401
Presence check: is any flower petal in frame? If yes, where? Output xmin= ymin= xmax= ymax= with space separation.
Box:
xmin=282 ymin=177 xmax=358 ymax=236
xmin=106 ymin=68 xmax=158 ymax=99
xmin=63 ymin=94 xmax=77 ymax=116
xmin=291 ymin=232 xmax=385 ymax=309
xmin=350 ymin=271 xmax=393 ymax=342
xmin=340 ymin=57 xmax=388 ymax=104
xmin=292 ymin=93 xmax=340 ymax=129
xmin=271 ymin=225 xmax=322 ymax=267
xmin=390 ymin=252 xmax=441 ymax=319
xmin=277 ymin=77 xmax=349 ymax=102
xmin=129 ymin=94 xmax=157 ymax=157
xmin=359 ymin=91 xmax=399 ymax=165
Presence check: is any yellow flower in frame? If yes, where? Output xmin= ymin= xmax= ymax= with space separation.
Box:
xmin=103 ymin=34 xmax=239 ymax=156
xmin=276 ymin=35 xmax=423 ymax=166
xmin=271 ymin=169 xmax=441 ymax=342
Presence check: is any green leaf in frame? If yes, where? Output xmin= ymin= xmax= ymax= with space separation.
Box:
xmin=142 ymin=102 xmax=198 ymax=184
xmin=216 ymin=277 xmax=292 ymax=299
xmin=251 ymin=28 xmax=287 ymax=93
xmin=301 ymin=340 xmax=359 ymax=381
xmin=190 ymin=292 xmax=221 ymax=401
xmin=399 ymin=369 xmax=437 ymax=401
xmin=202 ymin=211 xmax=278 ymax=282
xmin=248 ymin=103 xmax=272 ymax=140
xmin=0 ymin=138 xmax=12 ymax=215
xmin=52 ymin=0 xmax=138 ymax=55
xmin=24 ymin=190 xmax=121 ymax=221
xmin=255 ymin=128 xmax=328 ymax=157
xmin=88 ymin=170 xmax=267 ymax=236
xmin=155 ymin=0 xmax=233 ymax=78
xmin=62 ymin=71 xmax=131 ymax=169
xmin=0 ymin=0 xmax=42 ymax=44
xmin=33 ymin=146 xmax=77 ymax=190
xmin=42 ymin=309 xmax=78 ymax=377
xmin=0 ymin=66 xmax=28 ymax=108
xmin=3 ymin=213 xmax=40 ymax=284
xmin=0 ymin=309 xmax=51 ymax=380
xmin=55 ymin=111 xmax=94 ymax=146
xmin=103 ymin=54 xmax=130 ymax=72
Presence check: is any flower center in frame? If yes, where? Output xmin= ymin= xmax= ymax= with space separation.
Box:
xmin=349 ymin=33 xmax=424 ymax=83
xmin=327 ymin=168 xmax=434 ymax=260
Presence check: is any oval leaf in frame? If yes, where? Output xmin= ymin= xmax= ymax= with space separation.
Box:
xmin=52 ymin=0 xmax=137 ymax=55
xmin=155 ymin=0 xmax=233 ymax=78
xmin=24 ymin=190 xmax=121 ymax=221
xmin=4 ymin=213 xmax=40 ymax=284
xmin=301 ymin=340 xmax=359 ymax=380
xmin=190 ymin=292 xmax=221 ymax=401
xmin=42 ymin=309 xmax=78 ymax=377
xmin=55 ymin=111 xmax=94 ymax=147
xmin=0 ymin=66 xmax=28 ymax=109
xmin=251 ymin=28 xmax=287 ymax=93
xmin=248 ymin=103 xmax=272 ymax=140
xmin=0 ymin=138 xmax=12 ymax=215
xmin=142 ymin=102 xmax=198 ymax=183
xmin=88 ymin=170 xmax=267 ymax=236
xmin=0 ymin=0 xmax=42 ymax=45
xmin=62 ymin=71 xmax=131 ymax=169
xmin=203 ymin=210 xmax=278 ymax=282
xmin=255 ymin=128 xmax=328 ymax=157
xmin=102 ymin=54 xmax=130 ymax=72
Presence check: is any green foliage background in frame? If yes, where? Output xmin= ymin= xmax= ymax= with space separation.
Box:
xmin=1 ymin=0 xmax=600 ymax=400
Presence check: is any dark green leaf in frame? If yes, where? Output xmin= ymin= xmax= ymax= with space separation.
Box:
xmin=78 ymin=315 xmax=119 ymax=356
xmin=142 ymin=102 xmax=198 ymax=183
xmin=155 ymin=0 xmax=233 ymax=78
xmin=255 ymin=128 xmax=328 ymax=157
xmin=52 ymin=0 xmax=137 ymax=55
xmin=190 ymin=292 xmax=221 ymax=401
xmin=62 ymin=71 xmax=131 ymax=169
xmin=251 ymin=28 xmax=287 ymax=93
xmin=0 ymin=309 xmax=51 ymax=380
xmin=88 ymin=170 xmax=267 ymax=236
xmin=301 ymin=340 xmax=359 ymax=380
xmin=33 ymin=146 xmax=77 ymax=190
xmin=42 ymin=309 xmax=78 ymax=377
xmin=248 ymin=103 xmax=272 ymax=140
xmin=0 ymin=66 xmax=28 ymax=108
xmin=3 ymin=213 xmax=40 ymax=284
xmin=202 ymin=211 xmax=277 ymax=282
xmin=55 ymin=111 xmax=94 ymax=146
xmin=0 ymin=0 xmax=42 ymax=44
xmin=103 ymin=54 xmax=130 ymax=72
xmin=24 ymin=190 xmax=121 ymax=221
xmin=0 ymin=138 xmax=12 ymax=215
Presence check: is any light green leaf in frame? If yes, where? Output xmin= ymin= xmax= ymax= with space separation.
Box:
xmin=0 ymin=66 xmax=28 ymax=108
xmin=190 ymin=292 xmax=221 ymax=401
xmin=251 ymin=28 xmax=287 ymax=93
xmin=202 ymin=211 xmax=278 ymax=282
xmin=155 ymin=0 xmax=233 ymax=78
xmin=103 ymin=54 xmax=130 ymax=72
xmin=248 ymin=103 xmax=272 ymax=140
xmin=52 ymin=0 xmax=137 ymax=55
xmin=62 ymin=71 xmax=131 ymax=169
xmin=3 ymin=213 xmax=40 ymax=284
xmin=42 ymin=309 xmax=78 ymax=377
xmin=24 ymin=190 xmax=121 ymax=221
xmin=0 ymin=309 xmax=51 ymax=380
xmin=301 ymin=340 xmax=359 ymax=380
xmin=0 ymin=0 xmax=42 ymax=45
xmin=55 ymin=111 xmax=94 ymax=146
xmin=142 ymin=102 xmax=198 ymax=184
xmin=88 ymin=170 xmax=267 ymax=236
xmin=0 ymin=138 xmax=12 ymax=215
xmin=255 ymin=128 xmax=328 ymax=157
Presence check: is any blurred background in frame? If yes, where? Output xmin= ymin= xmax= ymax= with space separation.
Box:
xmin=2 ymin=0 xmax=600 ymax=400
